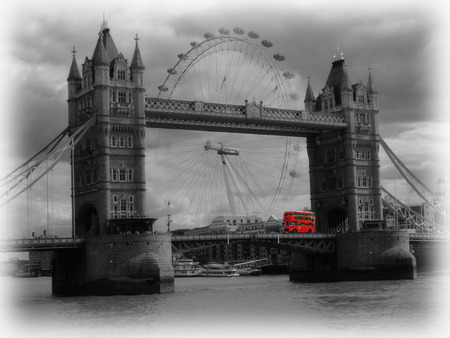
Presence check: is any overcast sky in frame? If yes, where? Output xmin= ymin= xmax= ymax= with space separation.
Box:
xmin=1 ymin=0 xmax=449 ymax=237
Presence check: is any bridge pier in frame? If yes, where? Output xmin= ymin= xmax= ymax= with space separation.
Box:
xmin=52 ymin=234 xmax=174 ymax=296
xmin=289 ymin=230 xmax=416 ymax=282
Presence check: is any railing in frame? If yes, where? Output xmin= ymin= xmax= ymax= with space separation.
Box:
xmin=145 ymin=98 xmax=195 ymax=112
xmin=145 ymin=97 xmax=348 ymax=128
xmin=171 ymin=233 xmax=337 ymax=241
xmin=409 ymin=233 xmax=450 ymax=241
xmin=1 ymin=232 xmax=445 ymax=253
xmin=0 ymin=237 xmax=85 ymax=252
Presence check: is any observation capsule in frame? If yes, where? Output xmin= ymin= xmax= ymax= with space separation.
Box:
xmin=273 ymin=53 xmax=285 ymax=61
xmin=248 ymin=31 xmax=259 ymax=39
xmin=261 ymin=40 xmax=273 ymax=48
xmin=218 ymin=27 xmax=230 ymax=35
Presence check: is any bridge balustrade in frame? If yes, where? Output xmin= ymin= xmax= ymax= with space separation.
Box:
xmin=409 ymin=233 xmax=450 ymax=241
xmin=145 ymin=98 xmax=348 ymax=129
xmin=0 ymin=237 xmax=85 ymax=252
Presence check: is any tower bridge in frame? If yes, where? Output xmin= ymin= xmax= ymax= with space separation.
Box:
xmin=2 ymin=21 xmax=445 ymax=295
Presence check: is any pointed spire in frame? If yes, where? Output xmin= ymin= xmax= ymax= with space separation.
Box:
xmin=100 ymin=12 xmax=109 ymax=32
xmin=341 ymin=63 xmax=352 ymax=91
xmin=304 ymin=75 xmax=315 ymax=102
xmin=367 ymin=66 xmax=377 ymax=93
xmin=102 ymin=27 xmax=120 ymax=63
xmin=92 ymin=31 xmax=109 ymax=66
xmin=130 ymin=33 xmax=145 ymax=71
xmin=67 ymin=46 xmax=82 ymax=81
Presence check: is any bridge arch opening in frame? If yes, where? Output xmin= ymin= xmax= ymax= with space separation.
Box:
xmin=328 ymin=208 xmax=347 ymax=233
xmin=78 ymin=204 xmax=99 ymax=236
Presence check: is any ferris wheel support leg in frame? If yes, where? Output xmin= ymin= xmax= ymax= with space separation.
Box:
xmin=221 ymin=154 xmax=237 ymax=216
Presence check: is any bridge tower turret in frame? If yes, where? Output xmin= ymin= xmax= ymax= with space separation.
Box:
xmin=306 ymin=57 xmax=382 ymax=233
xmin=304 ymin=75 xmax=316 ymax=113
xmin=67 ymin=47 xmax=82 ymax=130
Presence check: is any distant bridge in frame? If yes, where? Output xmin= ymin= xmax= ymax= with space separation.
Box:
xmin=171 ymin=233 xmax=337 ymax=255
xmin=1 ymin=232 xmax=448 ymax=254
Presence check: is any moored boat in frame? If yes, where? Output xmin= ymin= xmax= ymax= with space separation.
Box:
xmin=173 ymin=258 xmax=203 ymax=277
xmin=201 ymin=263 xmax=239 ymax=277
xmin=13 ymin=264 xmax=40 ymax=278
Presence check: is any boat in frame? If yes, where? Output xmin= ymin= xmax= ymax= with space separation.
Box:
xmin=172 ymin=258 xmax=203 ymax=277
xmin=13 ymin=264 xmax=40 ymax=278
xmin=236 ymin=268 xmax=261 ymax=276
xmin=201 ymin=263 xmax=239 ymax=277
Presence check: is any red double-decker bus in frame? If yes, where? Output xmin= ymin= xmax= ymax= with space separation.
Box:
xmin=282 ymin=211 xmax=316 ymax=233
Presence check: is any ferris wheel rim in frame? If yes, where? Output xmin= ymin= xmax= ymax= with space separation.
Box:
xmin=157 ymin=34 xmax=293 ymax=109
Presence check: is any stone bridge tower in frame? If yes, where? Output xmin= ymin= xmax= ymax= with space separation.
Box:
xmin=67 ymin=21 xmax=148 ymax=237
xmin=59 ymin=21 xmax=173 ymax=296
xmin=305 ymin=57 xmax=381 ymax=233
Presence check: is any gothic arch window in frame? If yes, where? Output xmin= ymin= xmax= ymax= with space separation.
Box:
xmin=111 ymin=134 xmax=133 ymax=148
xmin=118 ymin=69 xmax=126 ymax=80
xmin=126 ymin=169 xmax=133 ymax=182
xmin=356 ymin=171 xmax=373 ymax=188
xmin=111 ymin=167 xmax=134 ymax=182
xmin=111 ymin=55 xmax=129 ymax=81
xmin=358 ymin=198 xmax=374 ymax=220
xmin=111 ymin=168 xmax=118 ymax=182
xmin=119 ymin=169 xmax=126 ymax=182
xmin=118 ymin=91 xmax=126 ymax=103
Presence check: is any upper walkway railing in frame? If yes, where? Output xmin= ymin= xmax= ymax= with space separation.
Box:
xmin=145 ymin=97 xmax=348 ymax=136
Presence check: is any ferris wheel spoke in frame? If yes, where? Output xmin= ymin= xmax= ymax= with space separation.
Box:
xmin=153 ymin=30 xmax=303 ymax=227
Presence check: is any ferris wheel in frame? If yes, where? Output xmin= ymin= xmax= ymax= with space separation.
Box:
xmin=148 ymin=27 xmax=306 ymax=228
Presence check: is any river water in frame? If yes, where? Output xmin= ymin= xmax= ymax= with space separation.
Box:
xmin=0 ymin=272 xmax=449 ymax=338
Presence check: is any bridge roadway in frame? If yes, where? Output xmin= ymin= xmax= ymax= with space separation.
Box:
xmin=0 ymin=237 xmax=85 ymax=252
xmin=1 ymin=232 xmax=447 ymax=254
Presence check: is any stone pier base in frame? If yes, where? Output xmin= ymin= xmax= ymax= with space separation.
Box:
xmin=289 ymin=231 xmax=416 ymax=282
xmin=52 ymin=234 xmax=174 ymax=296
